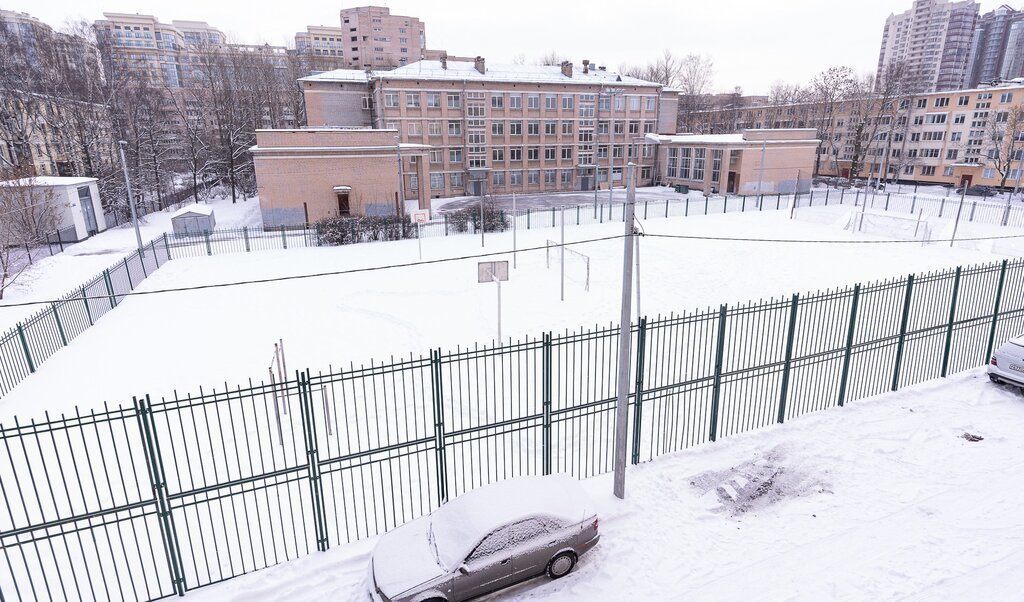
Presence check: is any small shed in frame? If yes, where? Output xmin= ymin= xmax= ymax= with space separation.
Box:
xmin=171 ymin=204 xmax=216 ymax=236
xmin=0 ymin=176 xmax=106 ymax=243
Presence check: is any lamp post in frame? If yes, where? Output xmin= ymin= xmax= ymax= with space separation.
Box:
xmin=612 ymin=162 xmax=638 ymax=499
xmin=599 ymin=86 xmax=625 ymax=204
xmin=117 ymin=141 xmax=144 ymax=258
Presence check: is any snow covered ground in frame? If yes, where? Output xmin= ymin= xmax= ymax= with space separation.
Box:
xmin=181 ymin=369 xmax=1024 ymax=601
xmin=0 ymin=205 xmax=1006 ymax=420
xmin=0 ymin=196 xmax=261 ymax=332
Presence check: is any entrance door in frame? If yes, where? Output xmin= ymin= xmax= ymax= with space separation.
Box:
xmin=337 ymin=192 xmax=351 ymax=216
xmin=960 ymin=174 xmax=973 ymax=188
xmin=579 ymin=175 xmax=594 ymax=191
xmin=727 ymin=172 xmax=738 ymax=194
xmin=841 ymin=168 xmax=851 ymax=179
xmin=78 ymin=186 xmax=98 ymax=235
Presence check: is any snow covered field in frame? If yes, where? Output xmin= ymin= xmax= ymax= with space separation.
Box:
xmin=0 ymin=205 xmax=1008 ymax=420
xmin=0 ymin=196 xmax=261 ymax=332
xmin=181 ymin=369 xmax=1024 ymax=601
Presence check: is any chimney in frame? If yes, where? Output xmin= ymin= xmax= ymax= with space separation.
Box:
xmin=440 ymin=52 xmax=447 ymax=70
xmin=474 ymin=56 xmax=485 ymax=74
xmin=561 ymin=61 xmax=573 ymax=78
xmin=582 ymin=59 xmax=590 ymax=74
xmin=598 ymin=65 xmax=606 ymax=71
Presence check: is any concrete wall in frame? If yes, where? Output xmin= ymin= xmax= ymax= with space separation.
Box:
xmin=656 ymin=139 xmax=817 ymax=196
xmin=303 ymin=80 xmax=373 ymax=128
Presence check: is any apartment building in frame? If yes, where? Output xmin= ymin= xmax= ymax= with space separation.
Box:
xmin=296 ymin=58 xmax=663 ymax=203
xmin=693 ymin=81 xmax=1024 ymax=189
xmin=877 ymin=0 xmax=979 ymax=92
xmin=93 ymin=13 xmax=221 ymax=87
xmin=965 ymin=5 xmax=1024 ymax=86
xmin=294 ymin=25 xmax=348 ymax=69
xmin=338 ymin=6 xmax=427 ymax=69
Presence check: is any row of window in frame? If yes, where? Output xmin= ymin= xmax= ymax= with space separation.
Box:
xmin=665 ymin=148 xmax=725 ymax=183
xmin=412 ymin=167 xmax=655 ymax=190
xmin=383 ymin=91 xmax=656 ymax=111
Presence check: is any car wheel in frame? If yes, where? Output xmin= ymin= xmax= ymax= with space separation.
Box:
xmin=546 ymin=551 xmax=577 ymax=579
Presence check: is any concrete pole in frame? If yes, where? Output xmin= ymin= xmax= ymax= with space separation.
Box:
xmin=756 ymin=140 xmax=767 ymax=198
xmin=634 ymin=234 xmax=641 ymax=319
xmin=950 ymin=185 xmax=967 ymax=248
xmin=512 ymin=192 xmax=517 ymax=268
xmin=560 ymin=207 xmax=565 ymax=301
xmin=480 ymin=197 xmax=485 ymax=248
xmin=118 ymin=141 xmax=144 ymax=258
xmin=613 ymin=162 xmax=638 ymax=500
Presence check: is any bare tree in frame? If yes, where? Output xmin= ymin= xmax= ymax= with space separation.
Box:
xmin=537 ymin=50 xmax=567 ymax=66
xmin=810 ymin=66 xmax=856 ymax=176
xmin=0 ymin=168 xmax=62 ymax=299
xmin=981 ymin=106 xmax=1024 ymax=188
xmin=675 ymin=54 xmax=715 ymax=132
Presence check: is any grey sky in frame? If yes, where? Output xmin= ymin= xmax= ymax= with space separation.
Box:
xmin=9 ymin=0 xmax=1015 ymax=94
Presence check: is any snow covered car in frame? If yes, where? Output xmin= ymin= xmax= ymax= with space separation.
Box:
xmin=989 ymin=336 xmax=1024 ymax=386
xmin=368 ymin=474 xmax=599 ymax=602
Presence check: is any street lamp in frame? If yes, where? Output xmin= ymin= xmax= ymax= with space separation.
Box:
xmin=117 ymin=141 xmax=144 ymax=258
xmin=598 ymin=86 xmax=625 ymax=206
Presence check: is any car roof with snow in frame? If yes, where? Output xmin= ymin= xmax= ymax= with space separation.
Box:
xmin=429 ymin=474 xmax=594 ymax=567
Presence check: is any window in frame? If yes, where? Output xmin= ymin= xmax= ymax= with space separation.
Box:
xmin=1001 ymin=92 xmax=1014 ymax=103
xmin=597 ymin=121 xmax=609 ymax=134
xmin=447 ymin=93 xmax=461 ymax=108
xmin=946 ymin=149 xmax=958 ymax=160
xmin=983 ymin=167 xmax=996 ymax=179
xmin=427 ymin=92 xmax=441 ymax=108
xmin=528 ymin=169 xmax=540 ymax=184
xmin=916 ymin=98 xmax=927 ymax=108
xmin=467 ymin=105 xmax=485 ymax=118
xmin=492 ymin=122 xmax=504 ymax=136
xmin=545 ymin=94 xmax=557 ymax=110
xmin=528 ymin=121 xmax=540 ymax=135
xmin=612 ymin=145 xmax=623 ymax=158
xmin=451 ymin=173 xmax=464 ymax=188
xmin=645 ymin=96 xmax=656 ymax=111
xmin=448 ymin=121 xmax=462 ymax=135
xmin=958 ymin=95 xmax=970 ymax=106
xmin=913 ymin=116 xmax=924 ymax=125
xmin=921 ymin=166 xmax=936 ymax=176
xmin=562 ymin=121 xmax=573 ymax=135
xmin=943 ymin=166 xmax=954 ymax=177
xmin=509 ymin=121 xmax=522 ymax=135
xmin=492 ymin=148 xmax=504 ymax=162
xmin=408 ymin=121 xmax=421 ymax=136
xmin=509 ymin=147 xmax=522 ymax=161
xmin=410 ymin=174 xmax=418 ymax=190
xmin=693 ymin=148 xmax=706 ymax=180
xmin=951 ymin=132 xmax=962 ymax=142
xmin=562 ymin=96 xmax=574 ymax=110
xmin=545 ymin=147 xmax=556 ymax=160
xmin=934 ymin=97 xmax=949 ymax=108
xmin=925 ymin=113 xmax=946 ymax=124
xmin=384 ymin=92 xmax=399 ymax=108
xmin=545 ymin=169 xmax=556 ymax=184
xmin=428 ymin=121 xmax=442 ymax=136
xmin=711 ymin=149 xmax=722 ymax=183
xmin=509 ymin=94 xmax=522 ymax=110
xmin=614 ymin=96 xmax=625 ymax=111
xmin=679 ymin=148 xmax=692 ymax=179
xmin=904 ymin=165 xmax=914 ymax=175
xmin=449 ymin=149 xmax=463 ymax=163
xmin=406 ymin=92 xmax=420 ymax=108
xmin=430 ymin=173 xmax=444 ymax=189
xmin=629 ymin=121 xmax=639 ymax=134
xmin=492 ymin=171 xmax=505 ymax=186
xmin=922 ymin=131 xmax=944 ymax=141
xmin=545 ymin=121 xmax=557 ymax=135
xmin=528 ymin=94 xmax=540 ymax=110
xmin=510 ymin=170 xmax=523 ymax=185
xmin=429 ymin=150 xmax=442 ymax=164
xmin=561 ymin=169 xmax=573 ymax=185
xmin=528 ymin=147 xmax=539 ymax=160
xmin=954 ymin=114 xmax=966 ymax=124
xmin=491 ymin=94 xmax=504 ymax=109
xmin=561 ymin=147 xmax=572 ymax=160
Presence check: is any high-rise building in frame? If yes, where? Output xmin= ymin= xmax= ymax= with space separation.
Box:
xmin=876 ymin=0 xmax=979 ymax=92
xmin=965 ymin=5 xmax=1024 ymax=87
xmin=338 ymin=6 xmax=427 ymax=68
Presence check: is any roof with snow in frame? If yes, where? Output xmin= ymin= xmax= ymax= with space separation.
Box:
xmin=171 ymin=204 xmax=214 ymax=218
xmin=302 ymin=60 xmax=661 ymax=88
xmin=652 ymin=128 xmax=819 ymax=145
xmin=0 ymin=176 xmax=97 ymax=187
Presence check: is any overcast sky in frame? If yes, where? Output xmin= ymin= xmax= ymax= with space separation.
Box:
xmin=10 ymin=0 xmax=1015 ymax=94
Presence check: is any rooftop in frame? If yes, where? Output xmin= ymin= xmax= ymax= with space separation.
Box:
xmin=0 ymin=176 xmax=98 ymax=187
xmin=301 ymin=60 xmax=661 ymax=88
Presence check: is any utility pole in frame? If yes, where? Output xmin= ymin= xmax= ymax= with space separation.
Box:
xmin=560 ymin=207 xmax=565 ymax=301
xmin=613 ymin=162 xmax=638 ymax=500
xmin=756 ymin=139 xmax=767 ymax=198
xmin=117 ymin=141 xmax=144 ymax=258
xmin=950 ymin=184 xmax=967 ymax=248
xmin=512 ymin=192 xmax=517 ymax=268
xmin=394 ymin=136 xmax=405 ymax=214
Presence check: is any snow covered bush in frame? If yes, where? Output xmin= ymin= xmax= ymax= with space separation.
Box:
xmin=315 ymin=215 xmax=416 ymax=246
xmin=446 ymin=202 xmax=509 ymax=233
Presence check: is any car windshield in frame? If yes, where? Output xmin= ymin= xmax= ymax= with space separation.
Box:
xmin=428 ymin=509 xmax=477 ymax=570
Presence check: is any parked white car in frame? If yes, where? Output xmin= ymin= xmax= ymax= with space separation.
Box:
xmin=988 ymin=336 xmax=1024 ymax=386
xmin=368 ymin=474 xmax=599 ymax=602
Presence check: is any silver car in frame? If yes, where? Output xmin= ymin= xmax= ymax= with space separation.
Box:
xmin=369 ymin=474 xmax=599 ymax=602
xmin=989 ymin=336 xmax=1024 ymax=386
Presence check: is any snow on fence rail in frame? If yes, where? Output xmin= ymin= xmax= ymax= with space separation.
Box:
xmin=2 ymin=256 xmax=1023 ymax=601
xmin=0 ymin=237 xmax=173 ymax=399
xmin=163 ymin=191 xmax=853 ymax=258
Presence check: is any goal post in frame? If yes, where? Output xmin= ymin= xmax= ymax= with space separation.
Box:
xmin=846 ymin=209 xmax=931 ymax=245
xmin=546 ymin=239 xmax=591 ymax=291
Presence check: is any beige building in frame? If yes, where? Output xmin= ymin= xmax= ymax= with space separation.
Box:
xmin=652 ymin=129 xmax=818 ymax=195
xmin=338 ymin=6 xmax=427 ymax=69
xmin=298 ymin=58 xmax=665 ymax=202
xmin=877 ymin=0 xmax=978 ymax=92
xmin=252 ymin=128 xmax=430 ymax=226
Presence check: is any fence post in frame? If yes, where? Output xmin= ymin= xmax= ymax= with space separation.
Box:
xmin=704 ymin=197 xmax=708 ymax=215
xmin=163 ymin=232 xmax=171 ymax=260
xmin=776 ymin=294 xmax=800 ymax=424
xmin=986 ymin=260 xmax=1009 ymax=362
xmin=684 ymin=198 xmax=689 ymax=217
xmin=281 ymin=227 xmax=288 ymax=250
xmin=243 ymin=226 xmax=251 ymax=252
xmin=939 ymin=196 xmax=945 ymax=218
xmin=741 ymin=196 xmax=746 ymax=212
xmin=825 ymin=189 xmax=830 ymax=205
xmin=969 ymin=200 xmax=977 ymax=222
xmin=630 ymin=317 xmax=647 ymax=465
xmin=643 ymin=200 xmax=648 ymax=219
xmin=81 ymin=286 xmax=93 ymax=326
xmin=665 ymin=198 xmax=670 ymax=218
xmin=16 ymin=323 xmax=35 ymax=373
xmin=837 ymin=284 xmax=861 ymax=407
xmin=203 ymin=231 xmax=212 ymax=256
xmin=885 ymin=193 xmax=890 ymax=211
xmin=542 ymin=333 xmax=552 ymax=475
xmin=298 ymin=370 xmax=329 ymax=552
xmin=891 ymin=274 xmax=915 ymax=391
xmin=710 ymin=304 xmax=727 ymax=443
xmin=52 ymin=302 xmax=67 ymax=347
xmin=776 ymin=193 xmax=781 ymax=210
xmin=123 ymin=257 xmax=134 ymax=289
xmin=103 ymin=269 xmax=117 ymax=308
xmin=430 ymin=349 xmax=448 ymax=505
xmin=527 ymin=208 xmax=532 ymax=228
xmin=141 ymin=245 xmax=150 ymax=278
xmin=941 ymin=267 xmax=962 ymax=377
xmin=911 ymin=195 xmax=916 ymax=213
xmin=135 ymin=395 xmax=187 ymax=596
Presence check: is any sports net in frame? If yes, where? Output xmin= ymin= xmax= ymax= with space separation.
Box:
xmin=846 ymin=210 xmax=931 ymax=243
xmin=546 ymin=240 xmax=591 ymax=291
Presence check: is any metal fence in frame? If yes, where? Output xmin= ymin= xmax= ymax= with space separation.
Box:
xmin=0 ymin=238 xmax=173 ymax=399
xmin=843 ymin=188 xmax=1024 ymax=228
xmin=2 ymin=256 xmax=1023 ymax=601
xmin=163 ymin=191 xmax=854 ymax=258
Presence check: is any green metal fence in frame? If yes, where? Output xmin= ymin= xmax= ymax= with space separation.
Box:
xmin=2 ymin=256 xmax=1023 ymax=601
xmin=0 ymin=238 xmax=173 ymax=398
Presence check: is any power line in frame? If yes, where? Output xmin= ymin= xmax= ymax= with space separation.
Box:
xmin=641 ymin=231 xmax=1024 ymax=244
xmin=0 ymin=234 xmax=628 ymax=310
